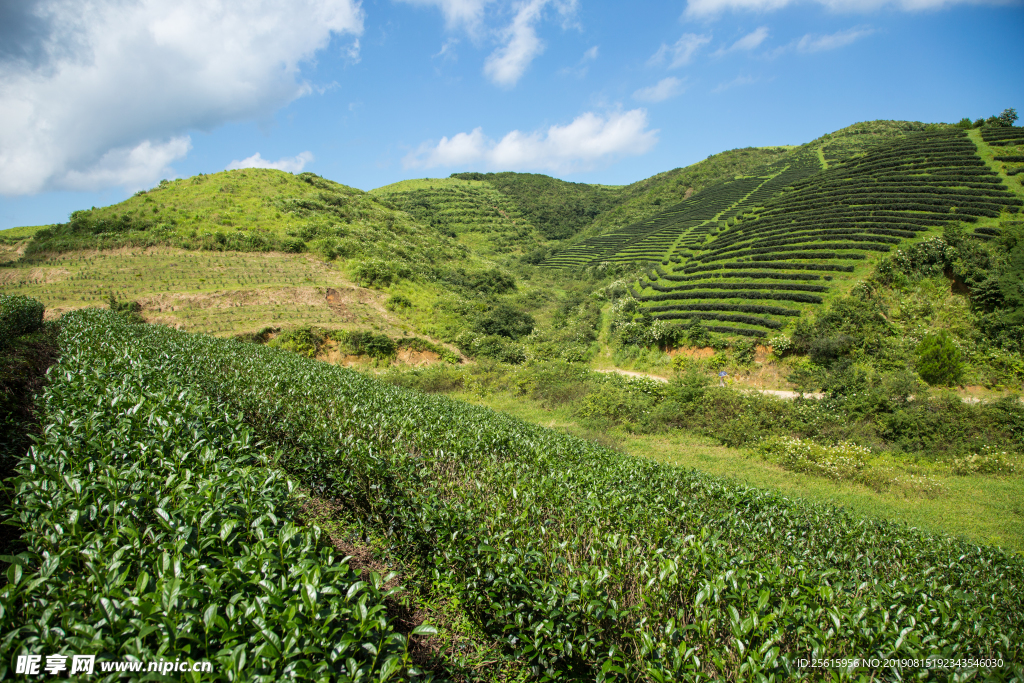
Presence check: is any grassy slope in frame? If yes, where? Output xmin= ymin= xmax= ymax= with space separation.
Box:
xmin=0 ymin=225 xmax=46 ymax=241
xmin=0 ymin=169 xmax=506 ymax=343
xmin=24 ymin=169 xmax=465 ymax=269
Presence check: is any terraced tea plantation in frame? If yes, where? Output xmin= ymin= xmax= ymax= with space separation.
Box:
xmin=983 ymin=125 xmax=1024 ymax=180
xmin=633 ymin=129 xmax=1022 ymax=337
xmin=542 ymin=153 xmax=822 ymax=268
xmin=549 ymin=127 xmax=1021 ymax=338
xmin=370 ymin=178 xmax=541 ymax=255
xmin=5 ymin=308 xmax=1021 ymax=681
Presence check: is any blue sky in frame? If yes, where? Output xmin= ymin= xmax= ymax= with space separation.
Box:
xmin=1 ymin=0 xmax=1022 ymax=229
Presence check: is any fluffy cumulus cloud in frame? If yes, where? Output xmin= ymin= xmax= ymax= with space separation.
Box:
xmin=633 ymin=77 xmax=687 ymax=103
xmin=685 ymin=0 xmax=1000 ymax=17
xmin=403 ymin=109 xmax=658 ymax=172
xmin=648 ymin=34 xmax=712 ymax=69
xmin=0 ymin=0 xmax=363 ymax=195
xmin=483 ymin=0 xmax=549 ymax=86
xmin=226 ymin=152 xmax=315 ymax=174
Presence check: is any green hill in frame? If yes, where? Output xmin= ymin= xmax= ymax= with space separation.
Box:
xmin=27 ymin=168 xmax=463 ymax=269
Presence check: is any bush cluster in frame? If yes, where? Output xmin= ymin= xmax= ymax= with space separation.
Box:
xmin=0 ymin=295 xmax=44 ymax=346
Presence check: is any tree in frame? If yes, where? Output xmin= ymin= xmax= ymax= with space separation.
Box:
xmin=998 ymin=108 xmax=1019 ymax=127
xmin=956 ymin=117 xmax=973 ymax=129
xmin=916 ymin=330 xmax=963 ymax=386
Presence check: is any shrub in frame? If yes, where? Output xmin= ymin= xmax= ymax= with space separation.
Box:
xmin=767 ymin=334 xmax=792 ymax=357
xmin=455 ymin=331 xmax=526 ymax=364
xmin=756 ymin=436 xmax=882 ymax=486
xmin=385 ymin=294 xmax=413 ymax=311
xmin=339 ymin=330 xmax=398 ymax=360
xmin=733 ymin=339 xmax=758 ymax=365
xmin=951 ymin=445 xmax=1017 ymax=476
xmin=686 ymin=320 xmax=711 ymax=346
xmin=0 ymin=295 xmax=44 ymax=346
xmin=476 ymin=303 xmax=534 ymax=340
xmin=107 ymin=295 xmax=145 ymax=324
xmin=270 ymin=326 xmax=329 ymax=358
xmin=352 ymin=259 xmax=409 ymax=288
xmin=916 ymin=330 xmax=963 ymax=386
xmin=809 ymin=334 xmax=856 ymax=366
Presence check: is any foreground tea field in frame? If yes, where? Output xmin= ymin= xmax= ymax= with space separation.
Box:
xmin=5 ymin=309 xmax=1021 ymax=681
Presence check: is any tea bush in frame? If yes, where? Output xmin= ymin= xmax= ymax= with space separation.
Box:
xmin=0 ymin=295 xmax=44 ymax=347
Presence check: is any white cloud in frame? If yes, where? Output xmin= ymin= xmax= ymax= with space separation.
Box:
xmin=633 ymin=77 xmax=687 ymax=103
xmin=712 ymin=75 xmax=756 ymax=92
xmin=0 ymin=0 xmax=363 ymax=196
xmin=395 ymin=0 xmax=493 ymax=34
xmin=434 ymin=38 xmax=460 ymax=60
xmin=648 ymin=33 xmax=712 ymax=69
xmin=765 ymin=26 xmax=873 ymax=56
xmin=402 ymin=0 xmax=577 ymax=87
xmin=403 ymin=109 xmax=658 ymax=172
xmin=715 ymin=26 xmax=769 ymax=54
xmin=483 ymin=0 xmax=550 ymax=87
xmin=62 ymin=137 xmax=193 ymax=192
xmin=558 ymin=44 xmax=599 ymax=77
xmin=226 ymin=151 xmax=314 ymax=174
xmin=795 ymin=26 xmax=873 ymax=51
xmin=684 ymin=0 xmax=998 ymax=17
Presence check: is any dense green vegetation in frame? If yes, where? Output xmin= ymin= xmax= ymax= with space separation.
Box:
xmin=4 ymin=309 xmax=1019 ymax=681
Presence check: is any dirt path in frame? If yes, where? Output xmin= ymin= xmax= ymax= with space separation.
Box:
xmin=596 ymin=368 xmax=1007 ymax=402
xmin=597 ymin=367 xmax=825 ymax=399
